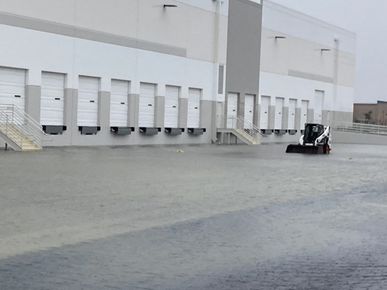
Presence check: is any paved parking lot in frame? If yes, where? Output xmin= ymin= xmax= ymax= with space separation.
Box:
xmin=0 ymin=144 xmax=387 ymax=289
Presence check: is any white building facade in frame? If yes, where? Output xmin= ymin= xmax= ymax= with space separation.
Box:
xmin=258 ymin=0 xmax=356 ymax=140
xmin=0 ymin=0 xmax=233 ymax=147
xmin=0 ymin=0 xmax=355 ymax=148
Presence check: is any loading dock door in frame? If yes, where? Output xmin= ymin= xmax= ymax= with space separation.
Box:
xmin=187 ymin=88 xmax=201 ymax=128
xmin=227 ymin=93 xmax=238 ymax=128
xmin=260 ymin=96 xmax=270 ymax=129
xmin=139 ymin=83 xmax=156 ymax=127
xmin=0 ymin=67 xmax=26 ymax=112
xmin=78 ymin=76 xmax=99 ymax=126
xmin=288 ymin=99 xmax=297 ymax=130
xmin=314 ymin=90 xmax=324 ymax=124
xmin=275 ymin=97 xmax=284 ymax=130
xmin=41 ymin=72 xmax=65 ymax=126
xmin=164 ymin=85 xmax=179 ymax=128
xmin=244 ymin=94 xmax=254 ymax=129
xmin=110 ymin=80 xmax=130 ymax=127
xmin=301 ymin=100 xmax=309 ymax=128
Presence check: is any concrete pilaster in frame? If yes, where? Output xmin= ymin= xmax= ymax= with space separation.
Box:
xmin=98 ymin=91 xmax=110 ymax=129
xmin=25 ymin=85 xmax=41 ymax=122
xmin=295 ymin=107 xmax=301 ymax=130
xmin=128 ymin=94 xmax=139 ymax=128
xmin=155 ymin=96 xmax=165 ymax=128
xmin=254 ymin=101 xmax=260 ymax=128
xmin=210 ymin=100 xmax=218 ymax=142
xmin=282 ymin=106 xmax=289 ymax=130
xmin=126 ymin=94 xmax=131 ymax=127
xmin=322 ymin=110 xmax=330 ymax=126
xmin=201 ymin=100 xmax=214 ymax=132
xmin=178 ymin=98 xmax=188 ymax=129
xmin=269 ymin=105 xmax=275 ymax=130
xmin=64 ymin=88 xmax=78 ymax=144
xmin=307 ymin=109 xmax=314 ymax=123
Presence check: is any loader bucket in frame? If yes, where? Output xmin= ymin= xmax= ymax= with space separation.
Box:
xmin=286 ymin=144 xmax=324 ymax=154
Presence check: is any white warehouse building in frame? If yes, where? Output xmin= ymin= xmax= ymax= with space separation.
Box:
xmin=257 ymin=0 xmax=356 ymax=142
xmin=0 ymin=0 xmax=355 ymax=150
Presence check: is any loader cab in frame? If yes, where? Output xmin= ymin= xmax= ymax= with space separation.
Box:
xmin=303 ymin=123 xmax=324 ymax=144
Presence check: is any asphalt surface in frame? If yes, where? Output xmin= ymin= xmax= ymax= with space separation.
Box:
xmin=0 ymin=144 xmax=387 ymax=289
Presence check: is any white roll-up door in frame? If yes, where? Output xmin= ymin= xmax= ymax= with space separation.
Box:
xmin=260 ymin=96 xmax=270 ymax=129
xmin=139 ymin=83 xmax=156 ymax=127
xmin=164 ymin=85 xmax=179 ymax=128
xmin=110 ymin=79 xmax=130 ymax=127
xmin=314 ymin=90 xmax=324 ymax=124
xmin=41 ymin=72 xmax=65 ymax=126
xmin=78 ymin=76 xmax=99 ymax=126
xmin=227 ymin=93 xmax=238 ymax=128
xmin=0 ymin=67 xmax=26 ymax=112
xmin=275 ymin=97 xmax=284 ymax=130
xmin=244 ymin=94 xmax=255 ymax=129
xmin=187 ymin=88 xmax=201 ymax=128
xmin=301 ymin=100 xmax=309 ymax=129
xmin=288 ymin=99 xmax=297 ymax=130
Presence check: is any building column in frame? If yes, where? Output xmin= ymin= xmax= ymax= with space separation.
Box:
xmin=307 ymin=109 xmax=314 ymax=123
xmin=179 ymin=98 xmax=188 ymax=129
xmin=155 ymin=96 xmax=165 ymax=128
xmin=64 ymin=88 xmax=78 ymax=145
xmin=269 ymin=105 xmax=275 ymax=130
xmin=98 ymin=91 xmax=110 ymax=130
xmin=254 ymin=97 xmax=260 ymax=127
xmin=282 ymin=106 xmax=289 ymax=130
xmin=200 ymin=100 xmax=214 ymax=132
xmin=25 ymin=85 xmax=41 ymax=122
xmin=128 ymin=94 xmax=139 ymax=128
xmin=295 ymin=107 xmax=301 ymax=130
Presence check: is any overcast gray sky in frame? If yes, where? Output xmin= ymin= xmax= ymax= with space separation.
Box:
xmin=270 ymin=0 xmax=387 ymax=103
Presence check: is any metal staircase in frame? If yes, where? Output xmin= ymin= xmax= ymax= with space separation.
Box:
xmin=217 ymin=117 xmax=263 ymax=145
xmin=0 ymin=104 xmax=45 ymax=151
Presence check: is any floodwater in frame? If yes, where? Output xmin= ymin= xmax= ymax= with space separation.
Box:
xmin=0 ymin=144 xmax=386 ymax=289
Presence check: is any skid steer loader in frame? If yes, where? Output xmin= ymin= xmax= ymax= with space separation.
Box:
xmin=286 ymin=123 xmax=331 ymax=154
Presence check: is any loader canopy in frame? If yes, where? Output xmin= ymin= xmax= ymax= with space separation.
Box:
xmin=303 ymin=124 xmax=324 ymax=144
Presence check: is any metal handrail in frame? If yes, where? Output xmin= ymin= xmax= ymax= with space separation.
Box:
xmin=0 ymin=111 xmax=37 ymax=148
xmin=333 ymin=122 xmax=387 ymax=136
xmin=0 ymin=104 xmax=46 ymax=149
xmin=0 ymin=111 xmax=25 ymax=148
xmin=0 ymin=114 xmax=41 ymax=148
xmin=227 ymin=116 xmax=264 ymax=143
xmin=0 ymin=104 xmax=42 ymax=130
xmin=227 ymin=116 xmax=264 ymax=135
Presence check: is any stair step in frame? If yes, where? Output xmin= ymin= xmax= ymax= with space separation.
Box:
xmin=0 ymin=107 xmax=45 ymax=151
xmin=0 ymin=131 xmax=40 ymax=151
xmin=232 ymin=129 xmax=261 ymax=145
xmin=22 ymin=148 xmax=41 ymax=151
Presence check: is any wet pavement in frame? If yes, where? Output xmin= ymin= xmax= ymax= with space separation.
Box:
xmin=0 ymin=144 xmax=387 ymax=289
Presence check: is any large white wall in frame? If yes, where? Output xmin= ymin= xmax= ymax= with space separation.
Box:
xmin=263 ymin=1 xmax=356 ymax=54
xmin=260 ymin=72 xmax=354 ymax=112
xmin=0 ymin=23 xmax=221 ymax=101
xmin=260 ymin=0 xmax=356 ymax=119
xmin=0 ymin=0 xmax=229 ymax=64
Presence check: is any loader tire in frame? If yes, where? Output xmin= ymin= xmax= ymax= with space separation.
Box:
xmin=323 ymin=144 xmax=330 ymax=154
